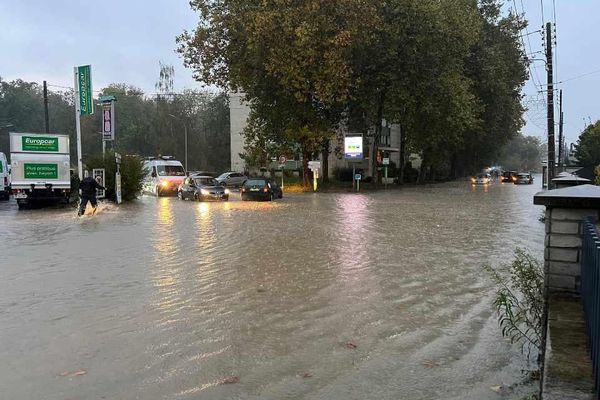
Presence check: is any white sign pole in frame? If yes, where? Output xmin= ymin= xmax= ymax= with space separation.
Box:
xmin=74 ymin=67 xmax=83 ymax=179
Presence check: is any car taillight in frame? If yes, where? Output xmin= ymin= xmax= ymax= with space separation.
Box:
xmin=241 ymin=188 xmax=246 ymax=192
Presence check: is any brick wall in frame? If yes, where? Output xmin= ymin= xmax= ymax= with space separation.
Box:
xmin=544 ymin=208 xmax=600 ymax=293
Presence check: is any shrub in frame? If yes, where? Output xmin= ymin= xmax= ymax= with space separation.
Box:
xmin=85 ymin=151 xmax=145 ymax=202
xmin=484 ymin=248 xmax=544 ymax=360
xmin=595 ymin=165 xmax=600 ymax=186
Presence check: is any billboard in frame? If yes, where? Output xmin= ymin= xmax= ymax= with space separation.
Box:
xmin=344 ymin=135 xmax=363 ymax=160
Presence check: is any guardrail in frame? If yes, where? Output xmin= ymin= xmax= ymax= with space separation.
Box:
xmin=581 ymin=217 xmax=600 ymax=397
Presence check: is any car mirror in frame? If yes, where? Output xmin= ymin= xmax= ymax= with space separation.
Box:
xmin=151 ymin=171 xmax=157 ymax=178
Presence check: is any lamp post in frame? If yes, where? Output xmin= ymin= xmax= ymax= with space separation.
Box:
xmin=168 ymin=114 xmax=188 ymax=172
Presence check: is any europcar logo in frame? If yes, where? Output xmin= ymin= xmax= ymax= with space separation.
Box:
xmin=22 ymin=136 xmax=59 ymax=152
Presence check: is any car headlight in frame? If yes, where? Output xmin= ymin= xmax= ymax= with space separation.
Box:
xmin=200 ymin=189 xmax=210 ymax=196
xmin=161 ymin=181 xmax=169 ymax=187
xmin=224 ymin=188 xmax=231 ymax=195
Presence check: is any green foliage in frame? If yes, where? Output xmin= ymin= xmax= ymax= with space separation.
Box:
xmin=484 ymin=248 xmax=544 ymax=359
xmin=595 ymin=165 xmax=600 ymax=186
xmin=0 ymin=72 xmax=231 ymax=173
xmin=178 ymin=0 xmax=527 ymax=182
xmin=85 ymin=151 xmax=145 ymax=202
xmin=498 ymin=134 xmax=543 ymax=172
xmin=575 ymin=120 xmax=600 ymax=167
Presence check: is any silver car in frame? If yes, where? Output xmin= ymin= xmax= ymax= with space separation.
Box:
xmin=216 ymin=171 xmax=247 ymax=188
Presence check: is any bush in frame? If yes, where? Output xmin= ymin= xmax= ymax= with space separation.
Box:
xmin=595 ymin=165 xmax=600 ymax=186
xmin=484 ymin=248 xmax=543 ymax=360
xmin=333 ymin=167 xmax=354 ymax=182
xmin=85 ymin=151 xmax=145 ymax=202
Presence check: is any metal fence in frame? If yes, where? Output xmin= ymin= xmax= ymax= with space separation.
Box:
xmin=581 ymin=217 xmax=600 ymax=397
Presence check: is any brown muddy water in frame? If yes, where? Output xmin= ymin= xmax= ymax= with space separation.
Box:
xmin=0 ymin=178 xmax=545 ymax=399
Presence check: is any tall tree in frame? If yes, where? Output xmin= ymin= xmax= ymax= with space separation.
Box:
xmin=574 ymin=120 xmax=600 ymax=167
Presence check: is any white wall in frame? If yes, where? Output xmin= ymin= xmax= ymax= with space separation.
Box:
xmin=229 ymin=93 xmax=250 ymax=172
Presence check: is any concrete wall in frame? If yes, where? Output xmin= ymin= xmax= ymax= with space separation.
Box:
xmin=544 ymin=207 xmax=600 ymax=293
xmin=229 ymin=93 xmax=250 ymax=173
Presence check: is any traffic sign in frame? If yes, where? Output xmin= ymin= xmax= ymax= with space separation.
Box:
xmin=278 ymin=155 xmax=287 ymax=165
xmin=308 ymin=160 xmax=321 ymax=170
xmin=355 ymin=174 xmax=362 ymax=181
xmin=382 ymin=157 xmax=390 ymax=165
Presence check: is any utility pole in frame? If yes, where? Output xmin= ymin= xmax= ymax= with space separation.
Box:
xmin=546 ymin=22 xmax=555 ymax=188
xmin=558 ymin=89 xmax=564 ymax=170
xmin=43 ymin=81 xmax=50 ymax=133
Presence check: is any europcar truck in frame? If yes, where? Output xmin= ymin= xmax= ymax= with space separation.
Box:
xmin=10 ymin=132 xmax=71 ymax=209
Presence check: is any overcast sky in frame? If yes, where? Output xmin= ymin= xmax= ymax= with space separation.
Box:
xmin=1 ymin=0 xmax=598 ymax=145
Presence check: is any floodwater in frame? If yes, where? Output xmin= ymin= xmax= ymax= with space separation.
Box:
xmin=0 ymin=178 xmax=545 ymax=399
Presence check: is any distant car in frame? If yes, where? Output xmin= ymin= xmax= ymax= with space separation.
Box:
xmin=187 ymin=171 xmax=217 ymax=177
xmin=241 ymin=178 xmax=283 ymax=201
xmin=514 ymin=173 xmax=534 ymax=185
xmin=216 ymin=171 xmax=247 ymax=188
xmin=501 ymin=170 xmax=518 ymax=183
xmin=471 ymin=173 xmax=491 ymax=185
xmin=177 ymin=176 xmax=229 ymax=201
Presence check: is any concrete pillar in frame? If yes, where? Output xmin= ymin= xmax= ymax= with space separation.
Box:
xmin=534 ymin=185 xmax=600 ymax=294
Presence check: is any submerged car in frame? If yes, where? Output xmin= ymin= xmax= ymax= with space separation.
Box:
xmin=501 ymin=170 xmax=518 ymax=183
xmin=514 ymin=173 xmax=534 ymax=185
xmin=177 ymin=176 xmax=229 ymax=201
xmin=471 ymin=173 xmax=491 ymax=185
xmin=241 ymin=178 xmax=283 ymax=201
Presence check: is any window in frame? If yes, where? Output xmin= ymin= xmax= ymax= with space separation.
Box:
xmin=156 ymin=165 xmax=185 ymax=176
xmin=194 ymin=177 xmax=217 ymax=186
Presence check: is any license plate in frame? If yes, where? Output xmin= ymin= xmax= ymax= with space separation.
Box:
xmin=14 ymin=193 xmax=27 ymax=199
xmin=250 ymin=188 xmax=259 ymax=191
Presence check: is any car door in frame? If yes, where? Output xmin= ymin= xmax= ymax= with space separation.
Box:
xmin=229 ymin=173 xmax=243 ymax=187
xmin=181 ymin=178 xmax=194 ymax=199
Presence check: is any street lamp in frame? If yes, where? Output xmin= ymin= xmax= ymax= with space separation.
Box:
xmin=168 ymin=114 xmax=188 ymax=172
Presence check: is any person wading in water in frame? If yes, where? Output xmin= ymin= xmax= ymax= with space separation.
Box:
xmin=78 ymin=172 xmax=106 ymax=216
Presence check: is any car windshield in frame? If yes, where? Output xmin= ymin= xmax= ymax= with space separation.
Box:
xmin=476 ymin=174 xmax=487 ymax=178
xmin=156 ymin=165 xmax=185 ymax=176
xmin=245 ymin=179 xmax=266 ymax=186
xmin=194 ymin=177 xmax=217 ymax=186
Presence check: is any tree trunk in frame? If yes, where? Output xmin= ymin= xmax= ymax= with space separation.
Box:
xmin=302 ymin=149 xmax=311 ymax=187
xmin=399 ymin=124 xmax=406 ymax=185
xmin=321 ymin=139 xmax=330 ymax=183
xmin=371 ymin=91 xmax=385 ymax=188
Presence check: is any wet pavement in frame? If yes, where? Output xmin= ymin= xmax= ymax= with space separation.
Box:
xmin=0 ymin=178 xmax=545 ymax=399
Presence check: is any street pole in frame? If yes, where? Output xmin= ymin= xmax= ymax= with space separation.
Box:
xmin=184 ymin=123 xmax=188 ymax=172
xmin=558 ymin=89 xmax=564 ymax=170
xmin=43 ymin=81 xmax=50 ymax=133
xmin=546 ymin=22 xmax=556 ymax=188
xmin=74 ymin=68 xmax=83 ymax=179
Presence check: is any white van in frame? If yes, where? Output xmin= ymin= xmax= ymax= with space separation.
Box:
xmin=0 ymin=152 xmax=10 ymax=200
xmin=142 ymin=156 xmax=186 ymax=196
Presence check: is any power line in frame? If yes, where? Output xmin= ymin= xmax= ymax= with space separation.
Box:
xmin=516 ymin=0 xmax=543 ymax=90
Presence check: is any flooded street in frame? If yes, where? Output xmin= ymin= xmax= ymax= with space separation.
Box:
xmin=0 ymin=178 xmax=545 ymax=399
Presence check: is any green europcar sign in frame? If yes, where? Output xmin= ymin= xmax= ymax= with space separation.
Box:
xmin=22 ymin=136 xmax=59 ymax=152
xmin=24 ymin=163 xmax=58 ymax=179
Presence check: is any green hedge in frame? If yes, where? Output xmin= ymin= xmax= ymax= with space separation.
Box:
xmin=85 ymin=151 xmax=146 ymax=201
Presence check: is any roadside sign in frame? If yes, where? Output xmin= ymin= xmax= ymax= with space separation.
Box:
xmin=355 ymin=174 xmax=362 ymax=181
xmin=115 ymin=152 xmax=122 ymax=164
xmin=102 ymin=102 xmax=115 ymax=141
xmin=344 ymin=135 xmax=363 ymax=160
xmin=382 ymin=157 xmax=390 ymax=165
xmin=115 ymin=171 xmax=122 ymax=204
xmin=77 ymin=65 xmax=93 ymax=116
xmin=308 ymin=160 xmax=321 ymax=170
xmin=278 ymin=155 xmax=287 ymax=165
xmin=93 ymin=168 xmax=106 ymax=199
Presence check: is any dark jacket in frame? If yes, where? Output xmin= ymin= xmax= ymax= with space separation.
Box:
xmin=80 ymin=177 xmax=105 ymax=197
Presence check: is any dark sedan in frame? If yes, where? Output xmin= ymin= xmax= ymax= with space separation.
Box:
xmin=241 ymin=178 xmax=283 ymax=201
xmin=177 ymin=176 xmax=230 ymax=201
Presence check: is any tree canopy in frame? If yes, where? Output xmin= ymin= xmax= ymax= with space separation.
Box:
xmin=574 ymin=120 xmax=600 ymax=168
xmin=178 ymin=0 xmax=528 ymax=183
xmin=0 ymin=72 xmax=231 ymax=173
